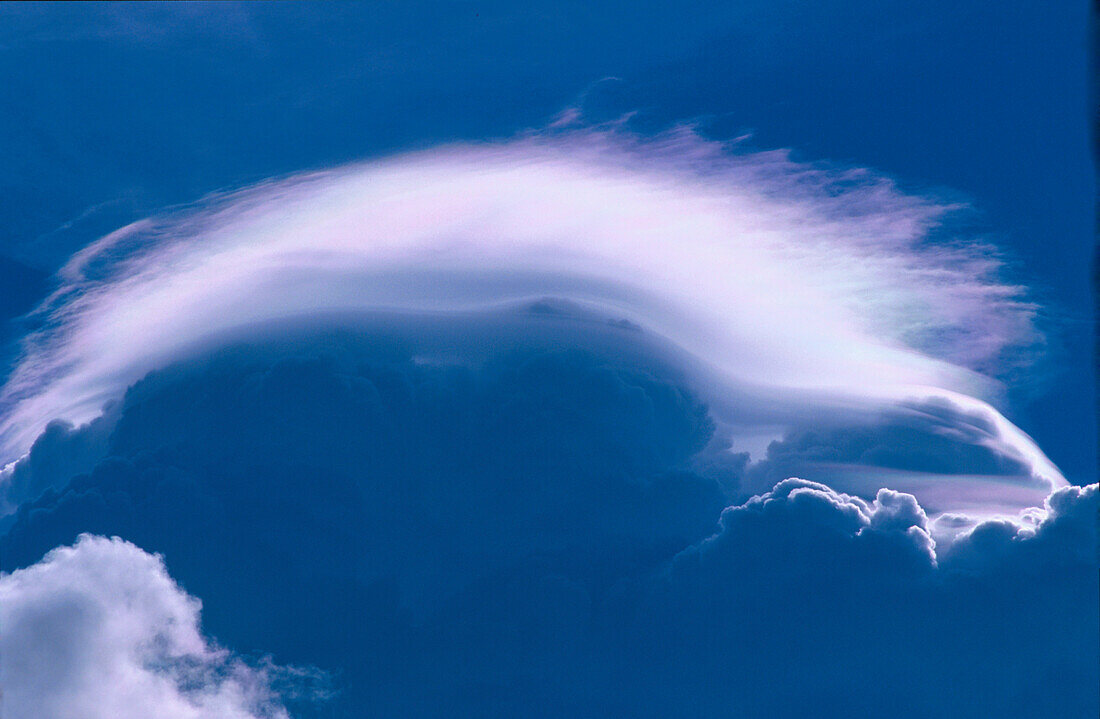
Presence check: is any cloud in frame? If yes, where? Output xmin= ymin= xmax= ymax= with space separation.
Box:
xmin=741 ymin=396 xmax=1054 ymax=516
xmin=1 ymin=347 xmax=728 ymax=632
xmin=0 ymin=123 xmax=1086 ymax=716
xmin=0 ymin=409 xmax=116 ymax=514
xmin=0 ymin=534 xmax=317 ymax=719
xmin=0 ymin=346 xmax=729 ymax=713
xmin=617 ymin=478 xmax=1098 ymax=717
xmin=0 ymin=127 xmax=1062 ymax=515
xmin=1 ymin=344 xmax=1094 ymax=716
xmin=939 ymin=483 xmax=1099 ymax=569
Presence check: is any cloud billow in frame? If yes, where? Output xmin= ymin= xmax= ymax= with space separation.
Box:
xmin=0 ymin=534 xmax=321 ymax=719
xmin=609 ymin=480 xmax=1097 ymax=718
xmin=1 ymin=341 xmax=1094 ymax=717
xmin=0 ymin=128 xmax=1092 ymax=717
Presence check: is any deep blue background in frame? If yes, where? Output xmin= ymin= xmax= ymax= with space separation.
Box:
xmin=0 ymin=1 xmax=1093 ymax=479
xmin=0 ymin=8 xmax=1096 ymax=713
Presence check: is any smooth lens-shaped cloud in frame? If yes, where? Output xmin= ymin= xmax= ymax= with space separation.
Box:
xmin=0 ymin=128 xmax=1062 ymax=509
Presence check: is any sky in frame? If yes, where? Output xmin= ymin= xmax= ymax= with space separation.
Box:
xmin=0 ymin=3 xmax=1095 ymax=718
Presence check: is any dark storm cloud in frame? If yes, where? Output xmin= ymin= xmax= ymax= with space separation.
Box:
xmin=607 ymin=480 xmax=1097 ymax=718
xmin=0 ymin=409 xmax=116 ymax=516
xmin=1 ymin=340 xmax=726 ymax=628
xmin=1 ymin=336 xmax=1094 ymax=717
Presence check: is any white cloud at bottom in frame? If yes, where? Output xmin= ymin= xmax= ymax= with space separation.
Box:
xmin=0 ymin=534 xmax=296 ymax=719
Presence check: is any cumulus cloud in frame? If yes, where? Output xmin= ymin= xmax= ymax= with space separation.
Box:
xmin=939 ymin=483 xmax=1099 ymax=569
xmin=0 ymin=124 xmax=1089 ymax=716
xmin=0 ymin=346 xmax=727 ymax=633
xmin=616 ymin=478 xmax=1098 ymax=717
xmin=0 ymin=534 xmax=312 ymax=719
xmin=0 ymin=408 xmax=116 ymax=514
xmin=0 ymin=128 xmax=1062 ymax=515
xmin=1 ymin=344 xmax=1093 ymax=717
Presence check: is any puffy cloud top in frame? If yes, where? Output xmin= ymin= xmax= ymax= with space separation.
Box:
xmin=0 ymin=344 xmax=1094 ymax=717
xmin=0 ymin=534 xmax=311 ymax=719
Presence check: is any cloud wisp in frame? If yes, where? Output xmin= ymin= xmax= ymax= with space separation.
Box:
xmin=0 ymin=128 xmax=1062 ymax=511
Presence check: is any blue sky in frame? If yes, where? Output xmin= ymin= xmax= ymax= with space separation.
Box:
xmin=0 ymin=3 xmax=1095 ymax=718
xmin=0 ymin=1 xmax=1092 ymax=480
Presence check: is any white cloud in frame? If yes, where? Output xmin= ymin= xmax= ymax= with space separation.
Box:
xmin=0 ymin=127 xmax=1062 ymax=512
xmin=0 ymin=535 xmax=294 ymax=719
